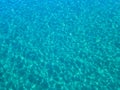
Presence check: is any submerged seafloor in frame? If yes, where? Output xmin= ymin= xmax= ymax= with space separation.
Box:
xmin=0 ymin=0 xmax=120 ymax=90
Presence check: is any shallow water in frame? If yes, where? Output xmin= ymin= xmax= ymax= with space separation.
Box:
xmin=0 ymin=0 xmax=120 ymax=90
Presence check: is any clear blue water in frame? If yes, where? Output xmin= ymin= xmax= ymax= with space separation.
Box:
xmin=0 ymin=0 xmax=120 ymax=90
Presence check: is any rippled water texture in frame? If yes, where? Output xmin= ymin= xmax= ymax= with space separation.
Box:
xmin=0 ymin=0 xmax=120 ymax=90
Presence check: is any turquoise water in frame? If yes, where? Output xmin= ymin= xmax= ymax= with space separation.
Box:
xmin=0 ymin=0 xmax=120 ymax=90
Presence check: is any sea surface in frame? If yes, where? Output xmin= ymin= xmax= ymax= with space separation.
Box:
xmin=0 ymin=0 xmax=120 ymax=90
